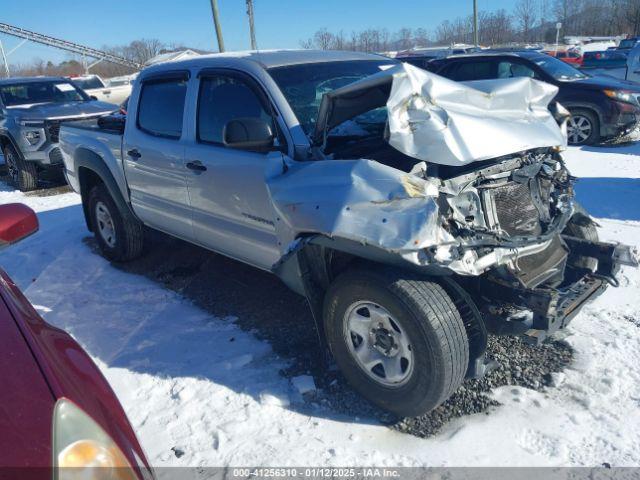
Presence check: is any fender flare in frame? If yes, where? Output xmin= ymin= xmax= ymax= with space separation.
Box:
xmin=74 ymin=148 xmax=138 ymax=231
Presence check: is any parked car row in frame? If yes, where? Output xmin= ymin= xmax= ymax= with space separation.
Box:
xmin=69 ymin=74 xmax=134 ymax=105
xmin=423 ymin=50 xmax=640 ymax=145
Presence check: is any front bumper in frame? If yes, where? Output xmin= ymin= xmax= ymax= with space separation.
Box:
xmin=601 ymin=101 xmax=640 ymax=137
xmin=477 ymin=236 xmax=638 ymax=343
xmin=22 ymin=143 xmax=65 ymax=166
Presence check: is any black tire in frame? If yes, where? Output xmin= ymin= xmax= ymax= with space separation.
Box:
xmin=567 ymin=108 xmax=600 ymax=146
xmin=88 ymin=184 xmax=144 ymax=262
xmin=563 ymin=202 xmax=599 ymax=272
xmin=3 ymin=143 xmax=38 ymax=191
xmin=323 ymin=267 xmax=469 ymax=417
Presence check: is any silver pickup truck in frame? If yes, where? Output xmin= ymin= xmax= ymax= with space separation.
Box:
xmin=60 ymin=50 xmax=636 ymax=417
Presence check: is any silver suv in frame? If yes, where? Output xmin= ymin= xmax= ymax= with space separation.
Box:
xmin=0 ymin=77 xmax=116 ymax=191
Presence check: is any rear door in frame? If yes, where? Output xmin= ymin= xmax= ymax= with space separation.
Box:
xmin=123 ymin=71 xmax=193 ymax=239
xmin=183 ymin=69 xmax=283 ymax=270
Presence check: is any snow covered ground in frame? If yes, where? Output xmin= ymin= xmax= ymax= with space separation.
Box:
xmin=1 ymin=141 xmax=639 ymax=467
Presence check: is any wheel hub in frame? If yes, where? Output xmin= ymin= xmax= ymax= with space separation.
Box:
xmin=370 ymin=326 xmax=398 ymax=357
xmin=343 ymin=301 xmax=414 ymax=387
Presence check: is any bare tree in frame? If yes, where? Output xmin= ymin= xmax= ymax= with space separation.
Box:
xmin=515 ymin=0 xmax=539 ymax=41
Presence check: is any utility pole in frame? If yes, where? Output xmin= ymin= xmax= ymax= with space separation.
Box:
xmin=246 ymin=0 xmax=257 ymax=50
xmin=472 ymin=0 xmax=479 ymax=46
xmin=209 ymin=0 xmax=225 ymax=52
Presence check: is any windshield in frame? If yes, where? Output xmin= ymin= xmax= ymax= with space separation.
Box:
xmin=619 ymin=39 xmax=636 ymax=49
xmin=0 ymin=81 xmax=88 ymax=107
xmin=72 ymin=77 xmax=105 ymax=90
xmin=268 ymin=59 xmax=397 ymax=136
xmin=532 ymin=54 xmax=587 ymax=80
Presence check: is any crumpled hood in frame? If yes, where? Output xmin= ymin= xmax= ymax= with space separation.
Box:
xmin=313 ymin=63 xmax=567 ymax=166
xmin=8 ymin=100 xmax=117 ymax=121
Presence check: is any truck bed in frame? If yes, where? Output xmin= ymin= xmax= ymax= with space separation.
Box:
xmin=59 ymin=117 xmax=127 ymax=200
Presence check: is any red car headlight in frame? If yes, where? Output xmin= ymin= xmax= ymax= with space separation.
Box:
xmin=53 ymin=398 xmax=143 ymax=480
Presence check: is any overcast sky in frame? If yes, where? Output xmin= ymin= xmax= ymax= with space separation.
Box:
xmin=1 ymin=0 xmax=518 ymax=64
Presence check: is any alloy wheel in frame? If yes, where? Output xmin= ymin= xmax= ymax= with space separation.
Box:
xmin=343 ymin=301 xmax=414 ymax=387
xmin=4 ymin=150 xmax=19 ymax=185
xmin=567 ymin=114 xmax=593 ymax=145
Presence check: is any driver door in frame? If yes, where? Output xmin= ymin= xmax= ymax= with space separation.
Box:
xmin=184 ymin=70 xmax=282 ymax=270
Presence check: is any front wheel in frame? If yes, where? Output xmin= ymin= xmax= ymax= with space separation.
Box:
xmin=88 ymin=184 xmax=144 ymax=262
xmin=323 ymin=268 xmax=469 ymax=417
xmin=563 ymin=202 xmax=599 ymax=272
xmin=3 ymin=143 xmax=38 ymax=191
xmin=567 ymin=108 xmax=600 ymax=146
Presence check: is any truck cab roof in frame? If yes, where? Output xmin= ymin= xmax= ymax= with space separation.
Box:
xmin=139 ymin=49 xmax=394 ymax=74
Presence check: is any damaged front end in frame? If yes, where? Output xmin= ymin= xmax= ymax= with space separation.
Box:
xmin=269 ymin=63 xmax=637 ymax=360
xmin=434 ymin=148 xmax=637 ymax=343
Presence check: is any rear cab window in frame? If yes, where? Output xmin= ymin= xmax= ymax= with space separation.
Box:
xmin=137 ymin=74 xmax=188 ymax=139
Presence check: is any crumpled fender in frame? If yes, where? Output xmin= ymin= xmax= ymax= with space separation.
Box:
xmin=266 ymin=158 xmax=445 ymax=258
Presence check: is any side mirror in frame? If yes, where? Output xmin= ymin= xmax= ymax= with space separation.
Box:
xmin=0 ymin=204 xmax=38 ymax=248
xmin=90 ymin=95 xmax=98 ymax=101
xmin=98 ymin=114 xmax=126 ymax=134
xmin=223 ymin=118 xmax=274 ymax=152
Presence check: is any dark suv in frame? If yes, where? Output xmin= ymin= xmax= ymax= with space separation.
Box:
xmin=0 ymin=77 xmax=116 ymax=191
xmin=426 ymin=51 xmax=640 ymax=145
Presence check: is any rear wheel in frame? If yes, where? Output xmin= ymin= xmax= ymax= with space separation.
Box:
xmin=3 ymin=143 xmax=38 ymax=191
xmin=567 ymin=108 xmax=600 ymax=145
xmin=323 ymin=267 xmax=469 ymax=417
xmin=88 ymin=184 xmax=144 ymax=261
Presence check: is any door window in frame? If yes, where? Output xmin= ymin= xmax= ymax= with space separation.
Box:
xmin=441 ymin=61 xmax=496 ymax=81
xmin=137 ymin=77 xmax=187 ymax=139
xmin=497 ymin=61 xmax=537 ymax=79
xmin=197 ymin=75 xmax=273 ymax=145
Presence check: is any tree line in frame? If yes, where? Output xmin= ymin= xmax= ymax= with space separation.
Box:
xmin=300 ymin=0 xmax=640 ymax=51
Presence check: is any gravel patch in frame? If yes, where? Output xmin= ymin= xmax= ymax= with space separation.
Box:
xmin=89 ymin=229 xmax=573 ymax=437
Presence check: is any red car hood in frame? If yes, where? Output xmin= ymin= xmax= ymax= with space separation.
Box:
xmin=0 ymin=268 xmax=149 ymax=473
xmin=0 ymin=292 xmax=54 ymax=468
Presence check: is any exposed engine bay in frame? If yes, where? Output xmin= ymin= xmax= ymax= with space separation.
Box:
xmin=269 ymin=63 xmax=637 ymax=349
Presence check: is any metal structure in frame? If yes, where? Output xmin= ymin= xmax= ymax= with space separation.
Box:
xmin=0 ymin=22 xmax=143 ymax=77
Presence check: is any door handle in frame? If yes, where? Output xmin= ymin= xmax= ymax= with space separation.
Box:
xmin=127 ymin=149 xmax=141 ymax=160
xmin=186 ymin=161 xmax=207 ymax=172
